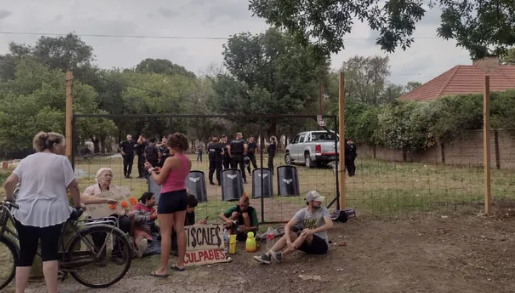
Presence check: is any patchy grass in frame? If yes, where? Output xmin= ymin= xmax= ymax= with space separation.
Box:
xmin=0 ymin=153 xmax=508 ymax=220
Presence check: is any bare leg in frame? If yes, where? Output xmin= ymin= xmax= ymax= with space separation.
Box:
xmin=156 ymin=213 xmax=174 ymax=275
xmin=241 ymin=212 xmax=251 ymax=229
xmin=15 ymin=267 xmax=31 ymax=293
xmin=42 ymin=260 xmax=59 ymax=293
xmin=173 ymin=210 xmax=187 ymax=269
xmin=268 ymin=232 xmax=298 ymax=254
xmin=283 ymin=233 xmax=312 ymax=256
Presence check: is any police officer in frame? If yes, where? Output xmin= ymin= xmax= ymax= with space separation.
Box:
xmin=348 ymin=138 xmax=357 ymax=176
xmin=228 ymin=132 xmax=248 ymax=184
xmin=157 ymin=136 xmax=170 ymax=167
xmin=135 ymin=135 xmax=148 ymax=178
xmin=246 ymin=136 xmax=258 ymax=174
xmin=221 ymin=135 xmax=230 ymax=170
xmin=119 ymin=134 xmax=136 ymax=178
xmin=208 ymin=137 xmax=224 ymax=185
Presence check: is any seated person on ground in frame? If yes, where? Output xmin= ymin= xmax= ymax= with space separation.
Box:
xmin=254 ymin=190 xmax=333 ymax=264
xmin=130 ymin=192 xmax=159 ymax=258
xmin=219 ymin=194 xmax=259 ymax=241
xmin=171 ymin=194 xmax=208 ymax=256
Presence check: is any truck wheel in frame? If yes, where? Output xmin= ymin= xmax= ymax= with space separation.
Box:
xmin=305 ymin=153 xmax=315 ymax=168
xmin=285 ymin=152 xmax=292 ymax=165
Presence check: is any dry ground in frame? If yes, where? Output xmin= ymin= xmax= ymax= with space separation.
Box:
xmin=9 ymin=215 xmax=514 ymax=293
xmin=2 ymin=154 xmax=515 ymax=292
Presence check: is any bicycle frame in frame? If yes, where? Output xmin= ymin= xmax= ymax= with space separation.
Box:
xmin=0 ymin=202 xmax=125 ymax=278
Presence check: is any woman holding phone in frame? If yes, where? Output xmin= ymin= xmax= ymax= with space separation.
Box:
xmin=145 ymin=132 xmax=191 ymax=278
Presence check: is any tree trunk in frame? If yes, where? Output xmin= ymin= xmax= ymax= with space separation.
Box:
xmin=91 ymin=136 xmax=100 ymax=154
xmin=99 ymin=135 xmax=107 ymax=154
xmin=267 ymin=120 xmax=277 ymax=138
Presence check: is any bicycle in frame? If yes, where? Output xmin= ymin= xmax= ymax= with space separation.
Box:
xmin=0 ymin=201 xmax=133 ymax=290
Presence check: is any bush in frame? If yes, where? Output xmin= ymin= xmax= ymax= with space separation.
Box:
xmin=346 ymin=89 xmax=515 ymax=151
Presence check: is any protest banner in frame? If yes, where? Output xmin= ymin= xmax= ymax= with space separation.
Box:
xmin=184 ymin=224 xmax=229 ymax=266
xmin=85 ymin=186 xmax=133 ymax=219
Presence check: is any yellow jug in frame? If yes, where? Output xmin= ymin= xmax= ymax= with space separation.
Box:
xmin=229 ymin=234 xmax=237 ymax=254
xmin=246 ymin=232 xmax=257 ymax=252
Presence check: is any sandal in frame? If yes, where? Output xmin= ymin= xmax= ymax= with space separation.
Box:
xmin=150 ymin=271 xmax=169 ymax=278
xmin=171 ymin=265 xmax=186 ymax=272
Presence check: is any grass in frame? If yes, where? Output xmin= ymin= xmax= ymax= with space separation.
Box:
xmin=3 ymin=153 xmax=515 ymax=220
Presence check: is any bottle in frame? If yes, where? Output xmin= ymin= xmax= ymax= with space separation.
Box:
xmin=229 ymin=234 xmax=237 ymax=254
xmin=266 ymin=225 xmax=275 ymax=250
xmin=223 ymin=229 xmax=229 ymax=254
xmin=246 ymin=231 xmax=257 ymax=252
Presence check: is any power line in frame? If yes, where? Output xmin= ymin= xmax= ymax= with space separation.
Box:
xmin=0 ymin=31 xmax=442 ymax=41
xmin=0 ymin=31 xmax=228 ymax=40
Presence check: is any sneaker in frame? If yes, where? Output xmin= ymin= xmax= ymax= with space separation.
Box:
xmin=136 ymin=238 xmax=148 ymax=258
xmin=271 ymin=251 xmax=283 ymax=262
xmin=253 ymin=253 xmax=271 ymax=264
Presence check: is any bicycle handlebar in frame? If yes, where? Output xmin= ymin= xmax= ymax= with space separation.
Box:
xmin=4 ymin=201 xmax=19 ymax=210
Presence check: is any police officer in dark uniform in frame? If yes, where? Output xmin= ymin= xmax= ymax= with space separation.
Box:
xmin=207 ymin=137 xmax=224 ymax=185
xmin=135 ymin=135 xmax=148 ymax=178
xmin=119 ymin=134 xmax=136 ymax=178
xmin=221 ymin=135 xmax=230 ymax=170
xmin=157 ymin=136 xmax=170 ymax=167
xmin=246 ymin=136 xmax=258 ymax=175
xmin=228 ymin=132 xmax=248 ymax=184
xmin=348 ymin=138 xmax=357 ymax=176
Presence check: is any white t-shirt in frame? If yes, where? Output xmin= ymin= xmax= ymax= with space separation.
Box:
xmin=13 ymin=152 xmax=75 ymax=227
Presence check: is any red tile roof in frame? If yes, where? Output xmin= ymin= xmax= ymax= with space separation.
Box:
xmin=398 ymin=64 xmax=515 ymax=102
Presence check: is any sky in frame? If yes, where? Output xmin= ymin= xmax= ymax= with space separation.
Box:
xmin=0 ymin=0 xmax=474 ymax=86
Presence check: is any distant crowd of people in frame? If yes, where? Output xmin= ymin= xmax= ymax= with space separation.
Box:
xmin=117 ymin=132 xmax=278 ymax=185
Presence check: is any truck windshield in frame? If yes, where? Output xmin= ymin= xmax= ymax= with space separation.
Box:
xmin=310 ymin=132 xmax=338 ymax=141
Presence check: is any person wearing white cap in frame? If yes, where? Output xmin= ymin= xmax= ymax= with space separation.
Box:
xmin=254 ymin=190 xmax=333 ymax=264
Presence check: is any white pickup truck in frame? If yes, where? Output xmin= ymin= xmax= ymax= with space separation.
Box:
xmin=285 ymin=130 xmax=339 ymax=168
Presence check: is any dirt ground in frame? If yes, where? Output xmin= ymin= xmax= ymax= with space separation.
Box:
xmin=12 ymin=215 xmax=514 ymax=293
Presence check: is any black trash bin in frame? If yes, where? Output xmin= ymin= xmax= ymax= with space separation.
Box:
xmin=252 ymin=168 xmax=273 ymax=199
xmin=221 ymin=169 xmax=244 ymax=201
xmin=277 ymin=165 xmax=299 ymax=196
xmin=147 ymin=175 xmax=161 ymax=202
xmin=186 ymin=170 xmax=208 ymax=203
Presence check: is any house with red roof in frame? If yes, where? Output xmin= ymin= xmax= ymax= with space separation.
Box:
xmin=398 ymin=56 xmax=515 ymax=101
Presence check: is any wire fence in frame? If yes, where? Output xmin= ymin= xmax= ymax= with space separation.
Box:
xmin=72 ymin=114 xmax=515 ymax=221
xmin=349 ymin=129 xmax=515 ymax=217
xmin=72 ymin=114 xmax=340 ymax=223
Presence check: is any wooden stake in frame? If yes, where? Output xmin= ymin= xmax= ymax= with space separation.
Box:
xmin=483 ymin=75 xmax=491 ymax=215
xmin=338 ymin=71 xmax=346 ymax=209
xmin=65 ymin=71 xmax=74 ymax=157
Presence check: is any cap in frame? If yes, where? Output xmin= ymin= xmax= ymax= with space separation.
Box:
xmin=305 ymin=190 xmax=325 ymax=202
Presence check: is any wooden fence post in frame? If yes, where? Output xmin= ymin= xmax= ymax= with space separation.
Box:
xmin=483 ymin=75 xmax=491 ymax=215
xmin=65 ymin=71 xmax=74 ymax=158
xmin=338 ymin=71 xmax=346 ymax=209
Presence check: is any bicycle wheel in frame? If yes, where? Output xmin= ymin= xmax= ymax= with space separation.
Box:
xmin=0 ymin=236 xmax=19 ymax=291
xmin=66 ymin=225 xmax=132 ymax=288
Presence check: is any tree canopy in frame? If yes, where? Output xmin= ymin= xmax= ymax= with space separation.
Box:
xmin=248 ymin=0 xmax=515 ymax=59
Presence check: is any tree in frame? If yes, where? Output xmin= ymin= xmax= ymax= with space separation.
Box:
xmin=215 ymin=28 xmax=328 ymax=135
xmin=0 ymin=59 xmax=115 ymax=156
xmin=249 ymin=0 xmax=515 ymax=59
xmin=405 ymin=81 xmax=422 ymax=92
xmin=341 ymin=55 xmax=391 ymax=105
xmin=500 ymin=48 xmax=515 ymax=64
xmin=135 ymin=58 xmax=196 ymax=78
xmin=31 ymin=33 xmax=95 ymax=72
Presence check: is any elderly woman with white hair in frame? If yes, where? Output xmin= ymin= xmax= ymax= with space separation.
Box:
xmin=83 ymin=168 xmax=132 ymax=265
